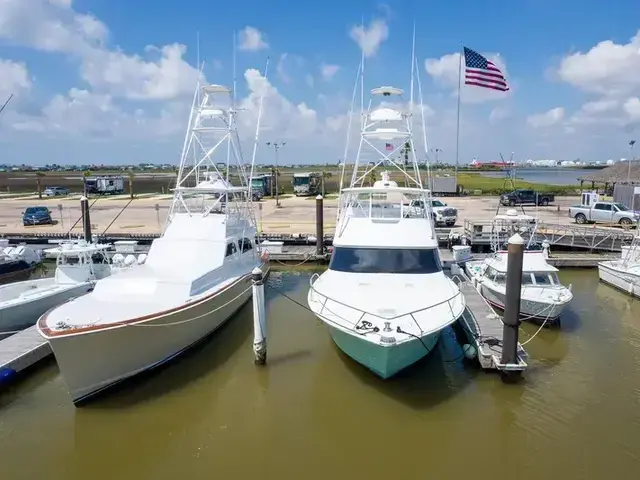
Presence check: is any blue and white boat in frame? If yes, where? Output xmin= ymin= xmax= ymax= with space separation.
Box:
xmin=307 ymin=72 xmax=465 ymax=378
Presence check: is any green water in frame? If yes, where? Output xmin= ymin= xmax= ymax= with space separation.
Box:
xmin=0 ymin=269 xmax=639 ymax=479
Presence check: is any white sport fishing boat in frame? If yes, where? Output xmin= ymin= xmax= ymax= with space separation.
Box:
xmin=464 ymin=210 xmax=573 ymax=322
xmin=0 ymin=240 xmax=112 ymax=334
xmin=598 ymin=229 xmax=640 ymax=298
xmin=307 ymin=50 xmax=465 ymax=378
xmin=38 ymin=80 xmax=268 ymax=404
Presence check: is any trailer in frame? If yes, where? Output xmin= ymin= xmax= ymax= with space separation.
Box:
xmin=84 ymin=175 xmax=125 ymax=195
xmin=292 ymin=172 xmax=321 ymax=196
xmin=428 ymin=175 xmax=460 ymax=196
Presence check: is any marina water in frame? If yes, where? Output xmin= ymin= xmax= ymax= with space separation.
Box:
xmin=1 ymin=269 xmax=639 ymax=479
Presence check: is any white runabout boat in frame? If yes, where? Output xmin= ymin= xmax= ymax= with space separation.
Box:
xmin=0 ymin=240 xmax=112 ymax=334
xmin=307 ymin=61 xmax=465 ymax=378
xmin=598 ymin=229 xmax=640 ymax=298
xmin=465 ymin=210 xmax=573 ymax=322
xmin=38 ymin=81 xmax=268 ymax=404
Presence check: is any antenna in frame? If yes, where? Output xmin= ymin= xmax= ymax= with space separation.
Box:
xmin=233 ymin=30 xmax=237 ymax=107
xmin=196 ymin=31 xmax=201 ymax=105
xmin=409 ymin=22 xmax=416 ymax=112
xmin=0 ymin=94 xmax=14 ymax=117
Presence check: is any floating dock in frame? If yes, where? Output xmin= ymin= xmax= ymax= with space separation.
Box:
xmin=453 ymin=277 xmax=528 ymax=372
xmin=0 ymin=326 xmax=51 ymax=380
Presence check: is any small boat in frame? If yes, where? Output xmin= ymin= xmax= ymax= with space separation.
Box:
xmin=0 ymin=240 xmax=112 ymax=334
xmin=464 ymin=209 xmax=573 ymax=322
xmin=0 ymin=239 xmax=43 ymax=285
xmin=307 ymin=69 xmax=465 ymax=378
xmin=598 ymin=229 xmax=640 ymax=298
xmin=38 ymin=81 xmax=267 ymax=404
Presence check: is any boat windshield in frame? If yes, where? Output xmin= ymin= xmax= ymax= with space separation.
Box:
xmin=329 ymin=247 xmax=442 ymax=274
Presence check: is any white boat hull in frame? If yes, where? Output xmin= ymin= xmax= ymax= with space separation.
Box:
xmin=0 ymin=280 xmax=93 ymax=333
xmin=598 ymin=262 xmax=640 ymax=298
xmin=479 ymin=283 xmax=568 ymax=321
xmin=329 ymin=326 xmax=441 ymax=378
xmin=41 ymin=275 xmax=253 ymax=404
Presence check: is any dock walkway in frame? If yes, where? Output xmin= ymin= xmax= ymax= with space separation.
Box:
xmin=0 ymin=326 xmax=51 ymax=374
xmin=449 ymin=271 xmax=528 ymax=372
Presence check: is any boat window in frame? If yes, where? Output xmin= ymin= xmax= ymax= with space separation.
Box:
xmin=521 ymin=273 xmax=534 ymax=285
xmin=494 ymin=272 xmax=506 ymax=284
xmin=225 ymin=242 xmax=237 ymax=257
xmin=328 ymin=247 xmax=442 ymax=274
xmin=549 ymin=273 xmax=560 ymax=285
xmin=533 ymin=272 xmax=551 ymax=285
xmin=239 ymin=238 xmax=253 ymax=253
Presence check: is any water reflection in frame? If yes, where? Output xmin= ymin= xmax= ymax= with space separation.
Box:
xmin=1 ymin=270 xmax=640 ymax=480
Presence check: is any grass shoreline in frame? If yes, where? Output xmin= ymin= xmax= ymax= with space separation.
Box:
xmin=0 ymin=170 xmax=581 ymax=197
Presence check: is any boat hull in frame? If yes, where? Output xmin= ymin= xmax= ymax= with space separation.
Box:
xmin=329 ymin=326 xmax=441 ymax=379
xmin=0 ymin=282 xmax=92 ymax=333
xmin=479 ymin=283 xmax=567 ymax=321
xmin=42 ymin=275 xmax=253 ymax=404
xmin=598 ymin=262 xmax=640 ymax=298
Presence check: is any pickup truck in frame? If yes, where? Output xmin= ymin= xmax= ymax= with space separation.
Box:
xmin=500 ymin=189 xmax=555 ymax=206
xmin=408 ymin=198 xmax=457 ymax=226
xmin=569 ymin=201 xmax=640 ymax=226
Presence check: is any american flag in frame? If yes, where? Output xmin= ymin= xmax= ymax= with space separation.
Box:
xmin=463 ymin=47 xmax=509 ymax=92
xmin=385 ymin=143 xmax=394 ymax=151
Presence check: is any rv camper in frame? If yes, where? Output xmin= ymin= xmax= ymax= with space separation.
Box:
xmin=292 ymin=172 xmax=321 ymax=196
xmin=83 ymin=175 xmax=125 ymax=195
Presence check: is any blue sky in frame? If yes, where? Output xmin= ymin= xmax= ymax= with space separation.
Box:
xmin=1 ymin=0 xmax=640 ymax=166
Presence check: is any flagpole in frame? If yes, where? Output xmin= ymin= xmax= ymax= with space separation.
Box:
xmin=455 ymin=47 xmax=463 ymax=178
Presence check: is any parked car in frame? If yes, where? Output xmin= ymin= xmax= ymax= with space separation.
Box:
xmin=408 ymin=198 xmax=458 ymax=227
xmin=44 ymin=186 xmax=71 ymax=197
xmin=22 ymin=206 xmax=53 ymax=226
xmin=500 ymin=189 xmax=555 ymax=206
xmin=569 ymin=201 xmax=639 ymax=226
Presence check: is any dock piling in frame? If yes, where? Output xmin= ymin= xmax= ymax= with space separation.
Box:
xmin=501 ymin=233 xmax=525 ymax=369
xmin=80 ymin=196 xmax=92 ymax=242
xmin=315 ymin=195 xmax=324 ymax=256
xmin=252 ymin=266 xmax=267 ymax=365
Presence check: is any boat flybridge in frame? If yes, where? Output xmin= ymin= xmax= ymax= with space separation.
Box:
xmin=598 ymin=228 xmax=640 ymax=298
xmin=308 ymin=79 xmax=466 ymax=379
xmin=38 ymin=81 xmax=268 ymax=404
xmin=464 ymin=209 xmax=573 ymax=322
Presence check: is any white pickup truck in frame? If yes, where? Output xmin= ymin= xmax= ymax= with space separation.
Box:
xmin=408 ymin=198 xmax=458 ymax=227
xmin=569 ymin=201 xmax=639 ymax=226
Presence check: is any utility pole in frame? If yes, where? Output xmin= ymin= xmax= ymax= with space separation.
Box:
xmin=266 ymin=141 xmax=286 ymax=208
xmin=629 ymin=140 xmax=636 ymax=184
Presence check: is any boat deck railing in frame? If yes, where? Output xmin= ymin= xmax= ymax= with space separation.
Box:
xmin=308 ymin=273 xmax=464 ymax=336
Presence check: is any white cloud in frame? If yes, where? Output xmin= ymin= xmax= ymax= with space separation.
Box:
xmin=425 ymin=51 xmax=512 ymax=104
xmin=80 ymin=44 xmax=200 ymax=100
xmin=0 ymin=0 xmax=200 ymax=101
xmin=238 ymin=26 xmax=268 ymax=52
xmin=349 ymin=20 xmax=389 ymax=58
xmin=320 ymin=63 xmax=339 ymax=81
xmin=0 ymin=58 xmax=32 ymax=99
xmin=557 ymin=31 xmax=640 ymax=97
xmin=527 ymin=107 xmax=565 ymax=128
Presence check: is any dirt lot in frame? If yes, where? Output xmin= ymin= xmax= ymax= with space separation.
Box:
xmin=0 ymin=194 xmax=582 ymax=236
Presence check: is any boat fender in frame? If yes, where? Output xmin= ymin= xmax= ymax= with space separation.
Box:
xmin=260 ymin=250 xmax=269 ymax=262
xmin=462 ymin=344 xmax=477 ymax=360
xmin=0 ymin=367 xmax=17 ymax=386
